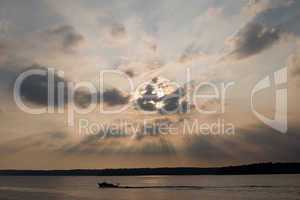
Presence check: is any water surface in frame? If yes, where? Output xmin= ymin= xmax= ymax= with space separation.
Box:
xmin=0 ymin=175 xmax=299 ymax=200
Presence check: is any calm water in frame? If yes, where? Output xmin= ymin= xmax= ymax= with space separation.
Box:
xmin=0 ymin=175 xmax=300 ymax=200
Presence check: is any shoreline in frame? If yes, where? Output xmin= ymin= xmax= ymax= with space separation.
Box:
xmin=1 ymin=162 xmax=300 ymax=176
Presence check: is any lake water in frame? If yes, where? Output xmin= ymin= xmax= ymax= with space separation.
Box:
xmin=0 ymin=175 xmax=300 ymax=200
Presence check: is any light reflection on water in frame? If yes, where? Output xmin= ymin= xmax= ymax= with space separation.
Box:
xmin=0 ymin=175 xmax=300 ymax=200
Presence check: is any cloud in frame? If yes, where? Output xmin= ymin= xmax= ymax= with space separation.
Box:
xmin=54 ymin=122 xmax=300 ymax=164
xmin=1 ymin=0 xmax=300 ymax=168
xmin=59 ymin=117 xmax=180 ymax=156
xmin=0 ymin=0 xmax=63 ymax=33
xmin=243 ymin=0 xmax=290 ymax=16
xmin=0 ymin=65 xmax=19 ymax=86
xmin=73 ymin=89 xmax=94 ymax=108
xmin=159 ymin=87 xmax=189 ymax=114
xmin=0 ymin=132 xmax=70 ymax=154
xmin=124 ymin=69 xmax=135 ymax=77
xmin=178 ymin=44 xmax=210 ymax=64
xmin=97 ymin=16 xmax=129 ymax=47
xmin=42 ymin=25 xmax=84 ymax=53
xmin=10 ymin=64 xmax=91 ymax=108
xmin=229 ymin=22 xmax=280 ymax=59
xmin=228 ymin=0 xmax=300 ymax=60
xmin=62 ymin=135 xmax=177 ymax=156
xmin=1 ymin=116 xmax=300 ymax=166
xmin=61 ymin=122 xmax=177 ymax=156
xmin=15 ymin=64 xmax=131 ymax=108
xmin=102 ymin=88 xmax=130 ymax=106
xmin=138 ymin=118 xmax=175 ymax=137
xmin=181 ymin=130 xmax=300 ymax=163
xmin=110 ymin=23 xmax=127 ymax=39
xmin=19 ymin=65 xmax=69 ymax=107
xmin=243 ymin=0 xmax=269 ymax=16
xmin=135 ymin=78 xmax=190 ymax=114
xmin=1 ymin=61 xmax=130 ymax=108
xmin=73 ymin=88 xmax=131 ymax=108
xmin=0 ymin=23 xmax=86 ymax=73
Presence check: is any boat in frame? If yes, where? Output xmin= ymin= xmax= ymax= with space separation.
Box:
xmin=98 ymin=182 xmax=120 ymax=188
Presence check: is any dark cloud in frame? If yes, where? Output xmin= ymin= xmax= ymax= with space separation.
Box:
xmin=49 ymin=132 xmax=68 ymax=140
xmin=102 ymin=88 xmax=130 ymax=106
xmin=73 ymin=88 xmax=130 ymax=108
xmin=7 ymin=63 xmax=129 ymax=108
xmin=124 ymin=69 xmax=135 ymax=77
xmin=19 ymin=65 xmax=69 ymax=107
xmin=110 ymin=23 xmax=126 ymax=39
xmin=0 ymin=63 xmax=97 ymax=108
xmin=0 ymin=66 xmax=19 ymax=86
xmin=43 ymin=25 xmax=84 ymax=52
xmin=230 ymin=22 xmax=280 ymax=59
xmin=97 ymin=15 xmax=127 ymax=40
xmin=136 ymin=83 xmax=159 ymax=111
xmin=179 ymin=44 xmax=206 ymax=63
xmin=159 ymin=87 xmax=188 ymax=114
xmin=73 ymin=89 xmax=97 ymax=108
xmin=229 ymin=0 xmax=300 ymax=60
xmin=19 ymin=67 xmax=131 ymax=107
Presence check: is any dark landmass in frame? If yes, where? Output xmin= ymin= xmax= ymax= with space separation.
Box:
xmin=1 ymin=162 xmax=300 ymax=176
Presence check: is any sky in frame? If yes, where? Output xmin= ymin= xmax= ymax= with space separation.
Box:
xmin=0 ymin=0 xmax=300 ymax=169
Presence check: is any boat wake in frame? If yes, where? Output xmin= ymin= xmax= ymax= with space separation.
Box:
xmin=98 ymin=184 xmax=300 ymax=190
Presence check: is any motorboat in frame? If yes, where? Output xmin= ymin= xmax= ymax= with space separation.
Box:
xmin=98 ymin=182 xmax=120 ymax=188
